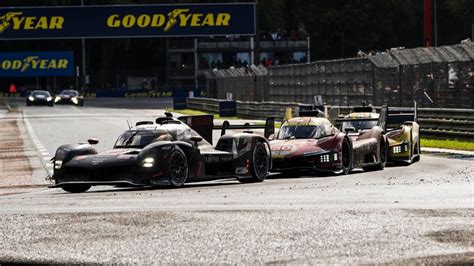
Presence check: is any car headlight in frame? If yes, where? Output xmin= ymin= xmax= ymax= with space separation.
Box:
xmin=47 ymin=96 xmax=52 ymax=101
xmin=320 ymin=154 xmax=330 ymax=162
xmin=393 ymin=146 xmax=401 ymax=153
xmin=142 ymin=157 xmax=154 ymax=168
xmin=54 ymin=96 xmax=60 ymax=102
xmin=28 ymin=96 xmax=34 ymax=101
xmin=319 ymin=152 xmax=338 ymax=163
xmin=392 ymin=144 xmax=408 ymax=154
xmin=71 ymin=97 xmax=79 ymax=104
xmin=54 ymin=160 xmax=63 ymax=169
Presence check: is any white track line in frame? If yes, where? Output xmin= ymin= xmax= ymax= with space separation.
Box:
xmin=23 ymin=115 xmax=53 ymax=176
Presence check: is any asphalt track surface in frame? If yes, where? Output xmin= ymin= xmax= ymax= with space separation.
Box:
xmin=0 ymin=98 xmax=473 ymax=264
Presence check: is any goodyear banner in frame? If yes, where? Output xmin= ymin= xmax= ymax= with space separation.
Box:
xmin=0 ymin=3 xmax=256 ymax=39
xmin=0 ymin=51 xmax=74 ymax=77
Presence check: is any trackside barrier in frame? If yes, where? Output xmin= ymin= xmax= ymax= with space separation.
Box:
xmin=187 ymin=97 xmax=474 ymax=141
xmin=187 ymin=97 xmax=312 ymax=120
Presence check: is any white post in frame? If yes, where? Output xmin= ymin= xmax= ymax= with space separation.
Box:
xmin=250 ymin=37 xmax=255 ymax=65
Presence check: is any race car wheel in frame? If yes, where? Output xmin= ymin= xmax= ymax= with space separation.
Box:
xmin=407 ymin=128 xmax=415 ymax=164
xmin=240 ymin=142 xmax=270 ymax=183
xmin=341 ymin=137 xmax=352 ymax=175
xmin=413 ymin=138 xmax=421 ymax=163
xmin=167 ymin=147 xmax=188 ymax=187
xmin=379 ymin=138 xmax=387 ymax=169
xmin=363 ymin=138 xmax=386 ymax=171
xmin=61 ymin=184 xmax=91 ymax=193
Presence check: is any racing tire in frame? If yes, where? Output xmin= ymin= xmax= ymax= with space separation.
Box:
xmin=61 ymin=184 xmax=91 ymax=193
xmin=26 ymin=102 xmax=31 ymax=106
xmin=341 ymin=137 xmax=352 ymax=175
xmin=239 ymin=142 xmax=270 ymax=183
xmin=166 ymin=147 xmax=188 ymax=187
xmin=412 ymin=137 xmax=421 ymax=163
xmin=363 ymin=137 xmax=387 ymax=171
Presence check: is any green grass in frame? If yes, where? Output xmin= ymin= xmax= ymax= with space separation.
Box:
xmin=421 ymin=138 xmax=474 ymax=151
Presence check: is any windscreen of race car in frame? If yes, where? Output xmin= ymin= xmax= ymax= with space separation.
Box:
xmin=342 ymin=120 xmax=378 ymax=131
xmin=277 ymin=125 xmax=324 ymax=139
xmin=114 ymin=130 xmax=170 ymax=148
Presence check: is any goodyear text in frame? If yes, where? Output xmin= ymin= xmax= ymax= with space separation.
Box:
xmin=106 ymin=10 xmax=231 ymax=32
xmin=0 ymin=4 xmax=255 ymax=39
xmin=0 ymin=51 xmax=74 ymax=77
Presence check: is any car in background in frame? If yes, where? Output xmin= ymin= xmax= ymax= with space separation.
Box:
xmin=337 ymin=107 xmax=387 ymax=172
xmin=26 ymin=90 xmax=54 ymax=106
xmin=50 ymin=114 xmax=272 ymax=193
xmin=54 ymin=90 xmax=84 ymax=106
xmin=269 ymin=116 xmax=352 ymax=175
xmin=383 ymin=106 xmax=421 ymax=164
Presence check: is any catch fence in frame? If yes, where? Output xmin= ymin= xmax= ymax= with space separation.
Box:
xmin=204 ymin=41 xmax=474 ymax=109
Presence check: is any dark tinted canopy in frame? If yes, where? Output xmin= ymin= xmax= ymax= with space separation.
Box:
xmin=31 ymin=91 xmax=51 ymax=97
xmin=60 ymin=90 xmax=79 ymax=96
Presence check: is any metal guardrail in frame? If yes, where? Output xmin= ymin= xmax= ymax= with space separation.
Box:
xmin=187 ymin=97 xmax=474 ymax=141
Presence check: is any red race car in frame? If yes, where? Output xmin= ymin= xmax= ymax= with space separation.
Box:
xmin=269 ymin=116 xmax=352 ymax=175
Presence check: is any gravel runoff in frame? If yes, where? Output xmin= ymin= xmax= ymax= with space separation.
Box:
xmin=0 ymin=208 xmax=472 ymax=264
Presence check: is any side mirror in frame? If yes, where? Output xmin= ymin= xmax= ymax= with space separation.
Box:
xmin=190 ymin=136 xmax=203 ymax=145
xmin=88 ymin=138 xmax=99 ymax=145
xmin=268 ymin=134 xmax=275 ymax=141
xmin=190 ymin=136 xmax=203 ymax=142
xmin=344 ymin=127 xmax=357 ymax=133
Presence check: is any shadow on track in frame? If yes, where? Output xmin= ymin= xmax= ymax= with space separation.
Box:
xmin=55 ymin=179 xmax=244 ymax=194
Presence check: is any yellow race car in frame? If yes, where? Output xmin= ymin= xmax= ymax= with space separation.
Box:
xmin=383 ymin=107 xmax=421 ymax=164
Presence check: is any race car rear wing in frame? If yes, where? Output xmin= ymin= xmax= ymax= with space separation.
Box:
xmin=332 ymin=104 xmax=417 ymax=132
xmin=381 ymin=104 xmax=418 ymax=131
xmin=215 ymin=118 xmax=275 ymax=139
xmin=177 ymin=115 xmax=275 ymax=145
xmin=298 ymin=110 xmax=326 ymax=118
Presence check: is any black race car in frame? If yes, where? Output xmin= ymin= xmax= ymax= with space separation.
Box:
xmin=54 ymin=90 xmax=84 ymax=106
xmin=50 ymin=114 xmax=273 ymax=193
xmin=26 ymin=90 xmax=54 ymax=106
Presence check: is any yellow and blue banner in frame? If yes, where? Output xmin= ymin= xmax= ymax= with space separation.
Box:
xmin=0 ymin=51 xmax=74 ymax=77
xmin=0 ymin=3 xmax=256 ymax=39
